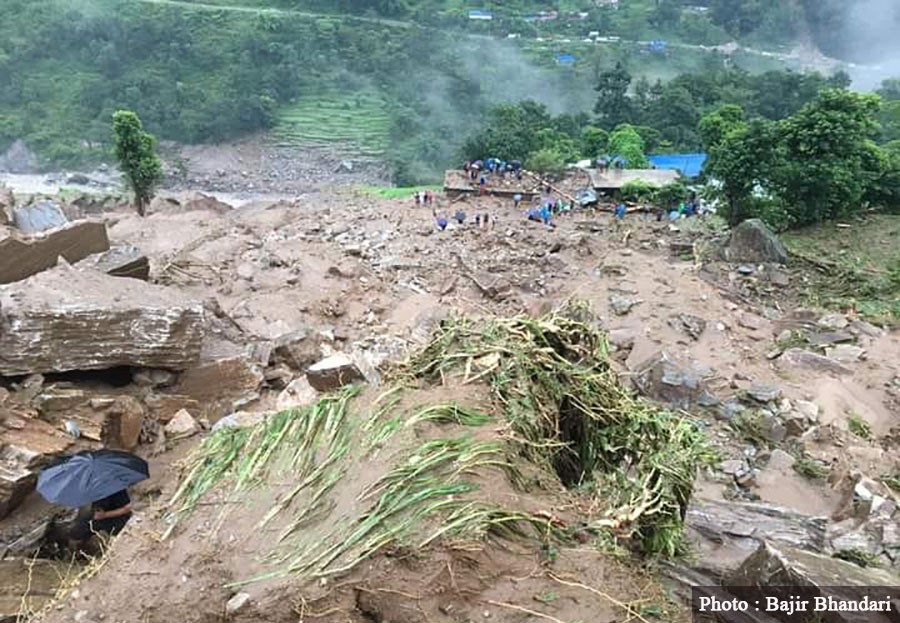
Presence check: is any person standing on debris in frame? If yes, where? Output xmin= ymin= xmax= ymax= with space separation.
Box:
xmin=513 ymin=193 xmax=522 ymax=210
xmin=483 ymin=213 xmax=490 ymax=228
xmin=454 ymin=209 xmax=466 ymax=225
xmin=615 ymin=202 xmax=627 ymax=219
xmin=540 ymin=203 xmax=552 ymax=226
xmin=479 ymin=174 xmax=487 ymax=196
xmin=475 ymin=214 xmax=481 ymax=227
xmin=436 ymin=215 xmax=448 ymax=231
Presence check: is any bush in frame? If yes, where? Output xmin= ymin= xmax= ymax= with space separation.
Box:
xmin=655 ymin=181 xmax=689 ymax=208
xmin=527 ymin=148 xmax=567 ymax=179
xmin=620 ymin=179 xmax=656 ymax=203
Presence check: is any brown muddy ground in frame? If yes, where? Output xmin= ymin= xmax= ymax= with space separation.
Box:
xmin=12 ymin=181 xmax=900 ymax=623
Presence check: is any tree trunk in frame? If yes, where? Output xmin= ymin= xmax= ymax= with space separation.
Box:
xmin=136 ymin=196 xmax=145 ymax=217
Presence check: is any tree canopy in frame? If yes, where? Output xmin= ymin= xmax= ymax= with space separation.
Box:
xmin=113 ymin=110 xmax=163 ymax=217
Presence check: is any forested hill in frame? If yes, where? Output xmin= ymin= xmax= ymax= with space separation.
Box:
xmin=0 ymin=0 xmax=897 ymax=180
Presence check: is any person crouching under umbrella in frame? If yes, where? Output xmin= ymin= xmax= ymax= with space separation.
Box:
xmin=69 ymin=489 xmax=133 ymax=545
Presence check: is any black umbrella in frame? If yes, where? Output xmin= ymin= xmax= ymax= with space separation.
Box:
xmin=37 ymin=449 xmax=149 ymax=508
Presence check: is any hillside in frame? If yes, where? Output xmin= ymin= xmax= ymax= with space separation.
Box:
xmin=0 ymin=0 xmax=870 ymax=177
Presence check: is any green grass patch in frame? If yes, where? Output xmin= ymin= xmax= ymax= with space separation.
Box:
xmin=847 ymin=412 xmax=873 ymax=440
xmin=782 ymin=215 xmax=900 ymax=324
xmin=793 ymin=457 xmax=830 ymax=480
xmin=356 ymin=184 xmax=441 ymax=200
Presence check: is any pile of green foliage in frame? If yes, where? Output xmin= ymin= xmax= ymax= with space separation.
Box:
xmin=167 ymin=303 xmax=713 ymax=585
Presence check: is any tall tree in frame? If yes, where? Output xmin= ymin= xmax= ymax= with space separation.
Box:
xmin=607 ymin=124 xmax=649 ymax=168
xmin=778 ymin=89 xmax=884 ymax=224
xmin=113 ymin=110 xmax=163 ymax=217
xmin=594 ymin=63 xmax=634 ymax=129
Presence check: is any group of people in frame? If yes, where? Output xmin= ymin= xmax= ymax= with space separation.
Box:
xmin=656 ymin=197 xmax=707 ymax=221
xmin=414 ymin=190 xmax=435 ymax=205
xmin=526 ymin=196 xmax=573 ymax=228
xmin=595 ymin=157 xmax=627 ymax=173
xmin=463 ymin=158 xmax=524 ymax=186
xmin=434 ymin=206 xmax=492 ymax=231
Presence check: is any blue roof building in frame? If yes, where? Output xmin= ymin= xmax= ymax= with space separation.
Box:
xmin=648 ymin=153 xmax=707 ymax=178
xmin=556 ymin=53 xmax=576 ymax=65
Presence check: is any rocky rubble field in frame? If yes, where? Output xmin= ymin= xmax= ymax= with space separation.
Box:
xmin=1 ymin=178 xmax=899 ymax=623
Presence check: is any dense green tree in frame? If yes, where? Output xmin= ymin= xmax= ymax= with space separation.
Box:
xmin=527 ymin=148 xmax=566 ymax=179
xmin=778 ymin=89 xmax=884 ymax=224
xmin=703 ymin=118 xmax=782 ymax=226
xmin=580 ymin=126 xmax=609 ymax=159
xmin=594 ymin=63 xmax=634 ymax=130
xmin=112 ymin=110 xmax=163 ymax=217
xmin=607 ymin=124 xmax=649 ymax=168
xmin=698 ymin=103 xmax=745 ymax=147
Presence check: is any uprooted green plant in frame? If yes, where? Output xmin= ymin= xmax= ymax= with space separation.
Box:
xmin=165 ymin=302 xmax=713 ymax=584
xmin=404 ymin=303 xmax=715 ymax=556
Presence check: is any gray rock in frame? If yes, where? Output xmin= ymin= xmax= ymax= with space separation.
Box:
xmin=807 ymin=331 xmax=855 ymax=346
xmin=746 ymin=383 xmax=782 ymax=403
xmin=737 ymin=312 xmax=764 ymax=330
xmin=226 ymin=592 xmax=251 ymax=616
xmin=667 ymin=313 xmax=707 ymax=340
xmin=766 ymin=448 xmax=796 ymax=471
xmin=609 ymin=294 xmax=637 ymax=316
xmin=305 ymin=354 xmax=366 ymax=392
xmin=607 ymin=327 xmax=637 ymax=351
xmin=164 ymin=409 xmax=199 ymax=439
xmin=725 ymin=541 xmax=899 ymax=623
xmin=717 ymin=399 xmax=745 ymax=421
xmin=825 ymin=344 xmax=866 ymax=363
xmin=630 ymin=351 xmax=712 ymax=411
xmin=725 ymin=219 xmax=788 ymax=264
xmin=817 ymin=313 xmax=849 ymax=331
xmin=737 ymin=264 xmax=755 ymax=275
xmin=721 ymin=459 xmax=746 ymax=475
xmin=793 ymin=400 xmax=820 ymax=422
xmin=12 ymin=200 xmax=67 ymax=234
xmin=778 ymin=348 xmax=852 ymax=376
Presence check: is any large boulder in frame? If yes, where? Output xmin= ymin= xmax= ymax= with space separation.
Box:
xmin=174 ymin=356 xmax=264 ymax=422
xmin=0 ymin=416 xmax=74 ymax=519
xmin=12 ymin=200 xmax=67 ymax=234
xmin=725 ymin=541 xmax=900 ymax=623
xmin=725 ymin=219 xmax=788 ymax=264
xmin=0 ymin=263 xmax=204 ymax=375
xmin=0 ymin=220 xmax=110 ymax=284
xmin=778 ymin=348 xmax=853 ymax=376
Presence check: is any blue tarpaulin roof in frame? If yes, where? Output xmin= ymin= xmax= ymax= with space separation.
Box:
xmin=557 ymin=53 xmax=576 ymax=64
xmin=648 ymin=153 xmax=707 ymax=178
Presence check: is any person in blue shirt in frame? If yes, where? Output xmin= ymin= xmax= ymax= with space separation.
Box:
xmin=540 ymin=204 xmax=552 ymax=225
xmin=436 ymin=216 xmax=448 ymax=230
xmin=615 ymin=203 xmax=627 ymax=219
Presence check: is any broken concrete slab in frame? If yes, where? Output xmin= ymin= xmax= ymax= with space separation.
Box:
xmin=174 ymin=356 xmax=264 ymax=422
xmin=12 ymin=200 xmax=67 ymax=234
xmin=0 ymin=264 xmax=204 ymax=375
xmin=0 ymin=220 xmax=110 ymax=284
xmin=306 ymin=354 xmax=366 ymax=392
xmin=78 ymin=244 xmax=150 ymax=281
xmin=817 ymin=313 xmax=850 ymax=331
xmin=778 ymin=348 xmax=853 ymax=376
xmin=725 ymin=219 xmax=788 ymax=264
xmin=212 ymin=410 xmax=268 ymax=432
xmin=745 ymin=383 xmax=782 ymax=403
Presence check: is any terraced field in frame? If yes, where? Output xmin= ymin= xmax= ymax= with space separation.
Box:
xmin=272 ymin=91 xmax=392 ymax=157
